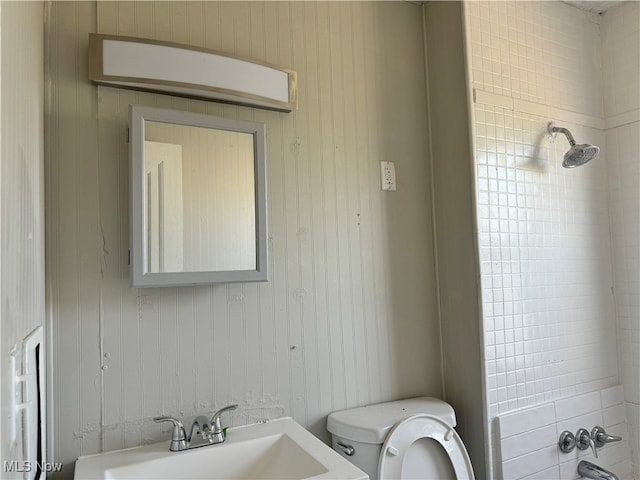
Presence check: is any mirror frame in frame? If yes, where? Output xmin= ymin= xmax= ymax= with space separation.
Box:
xmin=129 ymin=105 xmax=268 ymax=287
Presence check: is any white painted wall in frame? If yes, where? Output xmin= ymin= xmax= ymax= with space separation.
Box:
xmin=0 ymin=1 xmax=45 ymax=476
xmin=464 ymin=1 xmax=633 ymax=478
xmin=45 ymin=2 xmax=439 ymax=478
xmin=602 ymin=3 xmax=640 ymax=477
xmin=423 ymin=2 xmax=486 ymax=476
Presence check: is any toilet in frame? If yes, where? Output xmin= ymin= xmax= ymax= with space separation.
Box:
xmin=326 ymin=397 xmax=474 ymax=480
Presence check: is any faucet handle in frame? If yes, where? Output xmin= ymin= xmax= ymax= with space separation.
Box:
xmin=153 ymin=416 xmax=187 ymax=451
xmin=576 ymin=428 xmax=597 ymax=458
xmin=209 ymin=404 xmax=238 ymax=443
xmin=591 ymin=426 xmax=622 ymax=448
xmin=559 ymin=431 xmax=576 ymax=453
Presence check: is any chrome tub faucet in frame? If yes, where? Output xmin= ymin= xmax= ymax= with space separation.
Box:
xmin=577 ymin=460 xmax=619 ymax=480
xmin=154 ymin=404 xmax=238 ymax=452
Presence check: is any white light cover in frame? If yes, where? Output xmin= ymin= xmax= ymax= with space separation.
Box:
xmin=89 ymin=34 xmax=297 ymax=112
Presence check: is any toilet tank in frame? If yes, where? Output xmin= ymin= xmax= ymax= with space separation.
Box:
xmin=326 ymin=397 xmax=456 ymax=480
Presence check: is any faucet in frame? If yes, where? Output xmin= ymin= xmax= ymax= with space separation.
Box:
xmin=209 ymin=404 xmax=239 ymax=444
xmin=591 ymin=426 xmax=622 ymax=449
xmin=560 ymin=426 xmax=622 ymax=458
xmin=154 ymin=404 xmax=238 ymax=451
xmin=189 ymin=415 xmax=216 ymax=447
xmin=577 ymin=460 xmax=619 ymax=480
xmin=152 ymin=416 xmax=187 ymax=452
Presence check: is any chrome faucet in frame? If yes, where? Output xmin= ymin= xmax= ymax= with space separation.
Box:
xmin=154 ymin=404 xmax=238 ymax=452
xmin=209 ymin=404 xmax=239 ymax=444
xmin=559 ymin=426 xmax=622 ymax=458
xmin=152 ymin=416 xmax=187 ymax=452
xmin=577 ymin=460 xmax=619 ymax=480
xmin=576 ymin=428 xmax=597 ymax=456
xmin=189 ymin=415 xmax=216 ymax=447
xmin=591 ymin=426 xmax=622 ymax=449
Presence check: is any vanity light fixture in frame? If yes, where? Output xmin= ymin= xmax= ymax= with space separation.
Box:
xmin=88 ymin=33 xmax=297 ymax=112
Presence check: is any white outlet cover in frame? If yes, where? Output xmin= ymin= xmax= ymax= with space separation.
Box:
xmin=380 ymin=161 xmax=396 ymax=191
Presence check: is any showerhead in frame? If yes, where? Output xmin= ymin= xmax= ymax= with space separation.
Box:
xmin=562 ymin=143 xmax=600 ymax=168
xmin=547 ymin=122 xmax=599 ymax=168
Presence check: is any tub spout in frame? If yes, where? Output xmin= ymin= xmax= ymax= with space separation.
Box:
xmin=577 ymin=460 xmax=619 ymax=480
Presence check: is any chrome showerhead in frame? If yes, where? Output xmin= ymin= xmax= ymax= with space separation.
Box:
xmin=562 ymin=143 xmax=600 ymax=168
xmin=547 ymin=122 xmax=599 ymax=168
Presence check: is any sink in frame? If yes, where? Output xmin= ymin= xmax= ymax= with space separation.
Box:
xmin=74 ymin=417 xmax=368 ymax=479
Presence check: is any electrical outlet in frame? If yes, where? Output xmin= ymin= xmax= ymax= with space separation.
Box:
xmin=380 ymin=161 xmax=396 ymax=191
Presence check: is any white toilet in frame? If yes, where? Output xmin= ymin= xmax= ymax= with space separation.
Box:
xmin=326 ymin=397 xmax=475 ymax=480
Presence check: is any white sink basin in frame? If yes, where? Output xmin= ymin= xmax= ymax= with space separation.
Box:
xmin=74 ymin=417 xmax=367 ymax=480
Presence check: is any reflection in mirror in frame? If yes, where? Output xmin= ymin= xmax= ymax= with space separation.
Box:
xmin=129 ymin=106 xmax=267 ymax=287
xmin=144 ymin=122 xmax=256 ymax=273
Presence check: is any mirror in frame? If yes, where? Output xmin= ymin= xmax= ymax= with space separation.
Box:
xmin=129 ymin=105 xmax=268 ymax=287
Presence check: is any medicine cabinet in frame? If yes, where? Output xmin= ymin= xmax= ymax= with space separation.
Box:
xmin=129 ymin=105 xmax=268 ymax=287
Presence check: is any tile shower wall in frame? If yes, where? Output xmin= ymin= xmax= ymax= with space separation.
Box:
xmin=607 ymin=122 xmax=640 ymax=478
xmin=465 ymin=2 xmax=625 ymax=477
xmin=602 ymin=2 xmax=640 ymax=476
xmin=497 ymin=386 xmax=631 ymax=480
xmin=473 ymin=102 xmax=615 ymax=413
xmin=45 ymin=2 xmax=439 ymax=477
xmin=466 ymin=1 xmax=603 ymax=118
xmin=0 ymin=1 xmax=45 ymax=475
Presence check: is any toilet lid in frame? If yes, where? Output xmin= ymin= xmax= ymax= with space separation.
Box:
xmin=378 ymin=414 xmax=474 ymax=480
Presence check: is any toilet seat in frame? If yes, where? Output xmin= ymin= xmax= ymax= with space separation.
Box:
xmin=378 ymin=414 xmax=474 ymax=480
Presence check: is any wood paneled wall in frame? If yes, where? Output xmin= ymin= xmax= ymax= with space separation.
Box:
xmin=46 ymin=2 xmax=440 ymax=476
